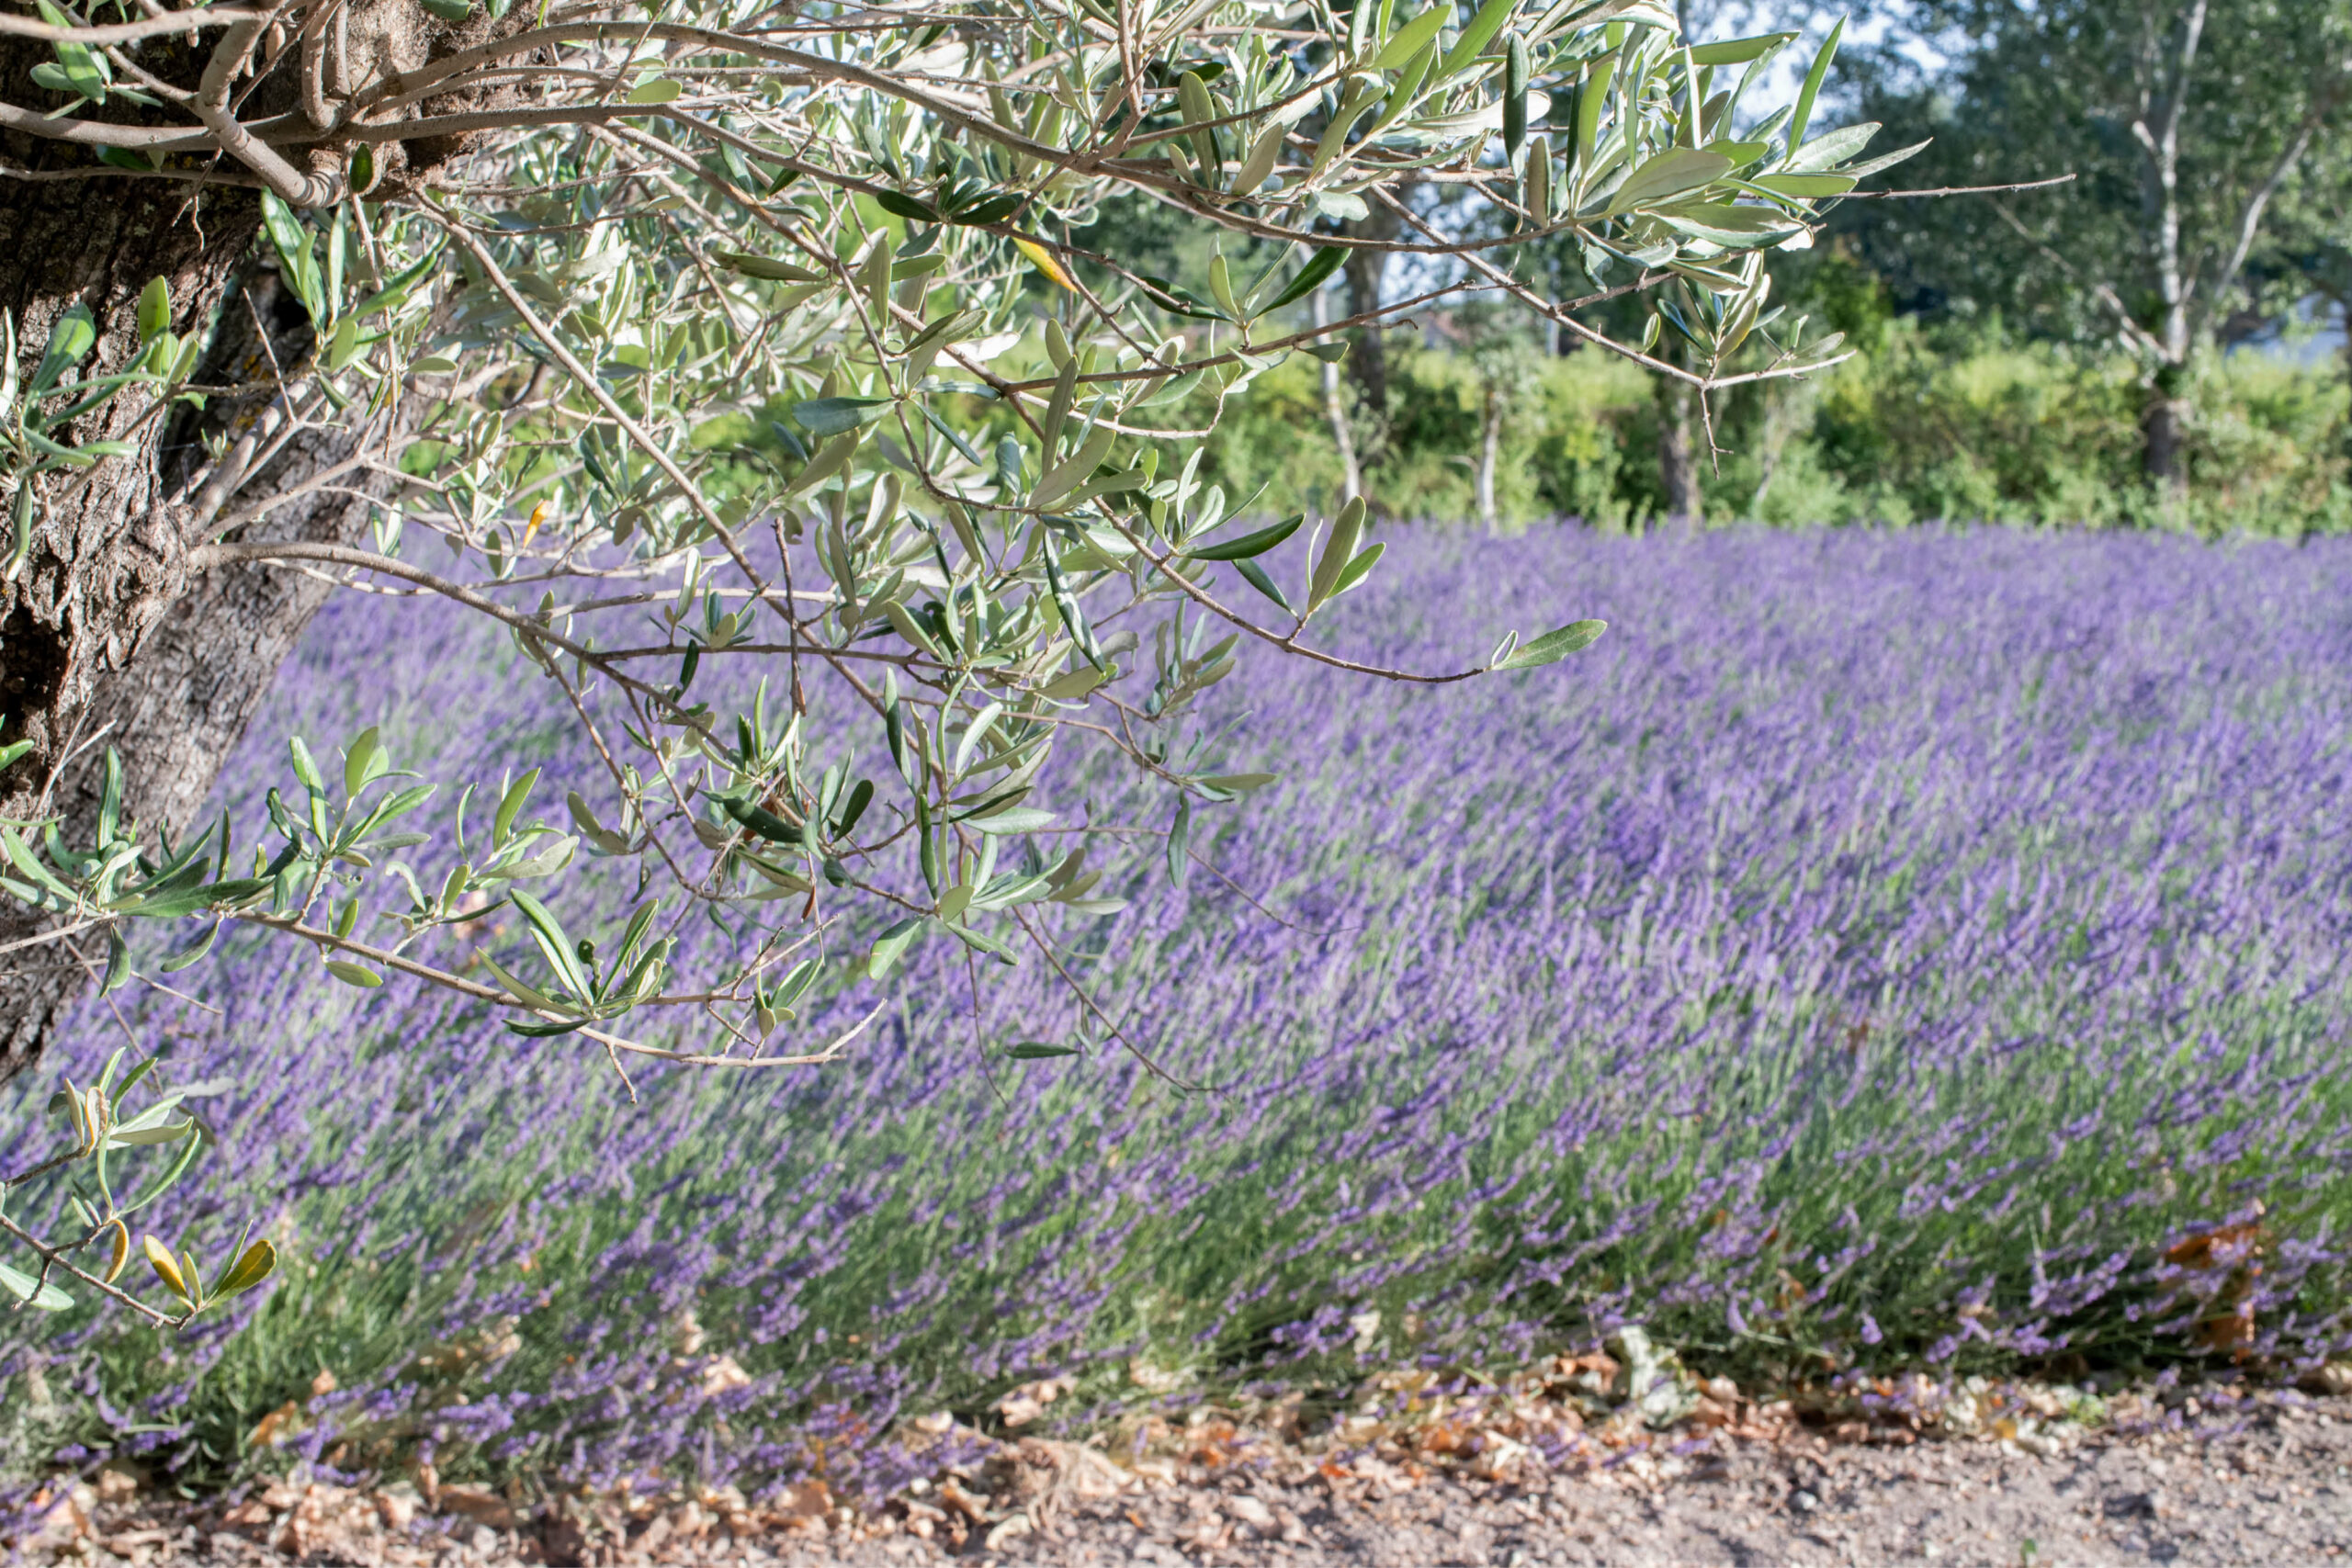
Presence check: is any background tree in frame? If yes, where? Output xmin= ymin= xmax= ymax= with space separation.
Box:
xmin=1340 ymin=199 xmax=1408 ymax=467
xmin=1652 ymin=334 xmax=1704 ymax=519
xmin=1837 ymin=0 xmax=2352 ymax=494
xmin=1309 ymin=280 xmax=1364 ymax=503
xmin=1460 ymin=300 xmax=1545 ymax=528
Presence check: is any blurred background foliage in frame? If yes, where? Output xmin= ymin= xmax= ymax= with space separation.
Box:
xmin=1183 ymin=250 xmax=2350 ymax=532
xmin=1061 ymin=0 xmax=2352 ymax=533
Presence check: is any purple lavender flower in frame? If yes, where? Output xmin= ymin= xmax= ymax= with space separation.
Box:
xmin=5 ymin=523 xmax=2350 ymax=1505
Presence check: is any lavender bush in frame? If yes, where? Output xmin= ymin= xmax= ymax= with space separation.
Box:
xmin=5 ymin=523 xmax=2346 ymax=1503
xmin=4 ymin=0 xmax=1878 ymax=1342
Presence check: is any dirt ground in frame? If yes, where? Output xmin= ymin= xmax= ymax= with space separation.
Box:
xmin=16 ymin=1382 xmax=2348 ymax=1567
xmin=961 ymin=1396 xmax=2352 ymax=1567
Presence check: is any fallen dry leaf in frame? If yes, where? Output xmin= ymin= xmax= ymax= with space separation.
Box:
xmin=437 ymin=1485 xmax=516 ymax=1530
xmin=2165 ymin=1217 xmax=2268 ymax=1270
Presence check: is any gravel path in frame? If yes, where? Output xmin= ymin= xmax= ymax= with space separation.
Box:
xmin=17 ymin=1388 xmax=2350 ymax=1567
xmin=956 ymin=1399 xmax=2352 ymax=1567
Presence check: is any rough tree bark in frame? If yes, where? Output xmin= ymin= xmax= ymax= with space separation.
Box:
xmin=0 ymin=0 xmax=522 ymax=1088
xmin=0 ymin=140 xmax=400 ymax=1089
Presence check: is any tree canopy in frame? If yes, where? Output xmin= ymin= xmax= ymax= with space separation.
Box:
xmin=1834 ymin=0 xmax=2351 ymax=485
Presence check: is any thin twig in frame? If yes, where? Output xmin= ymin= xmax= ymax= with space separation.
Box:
xmin=1838 ymin=173 xmax=2077 ymax=200
xmin=0 ymin=1213 xmax=186 ymax=1328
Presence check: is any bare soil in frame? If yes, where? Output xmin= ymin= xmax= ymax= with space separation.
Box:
xmin=967 ymin=1396 xmax=2352 ymax=1566
xmin=17 ymin=1385 xmax=2349 ymax=1567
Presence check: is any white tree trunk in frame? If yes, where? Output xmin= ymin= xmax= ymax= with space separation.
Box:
xmin=1476 ymin=386 xmax=1503 ymax=531
xmin=1313 ymin=288 xmax=1362 ymax=504
xmin=2132 ymin=0 xmax=2207 ymax=496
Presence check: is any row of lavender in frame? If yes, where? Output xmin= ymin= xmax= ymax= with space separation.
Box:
xmin=5 ymin=525 xmax=2348 ymax=1502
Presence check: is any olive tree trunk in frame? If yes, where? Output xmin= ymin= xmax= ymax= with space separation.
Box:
xmin=0 ymin=157 xmax=393 ymax=1089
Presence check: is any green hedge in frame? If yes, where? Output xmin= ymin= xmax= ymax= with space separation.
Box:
xmin=1189 ymin=321 xmax=2350 ymax=533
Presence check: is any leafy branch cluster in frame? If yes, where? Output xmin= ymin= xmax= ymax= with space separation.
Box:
xmin=0 ymin=0 xmax=1905 ymax=1315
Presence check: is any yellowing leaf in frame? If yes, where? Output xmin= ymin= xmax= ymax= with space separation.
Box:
xmin=1013 ymin=238 xmax=1075 ymax=291
xmin=143 ymin=1235 xmax=189 ymax=1302
xmin=215 ymin=1238 xmax=278 ymax=1298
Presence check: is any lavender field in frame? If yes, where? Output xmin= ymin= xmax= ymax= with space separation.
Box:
xmin=6 ymin=525 xmax=2350 ymax=1502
